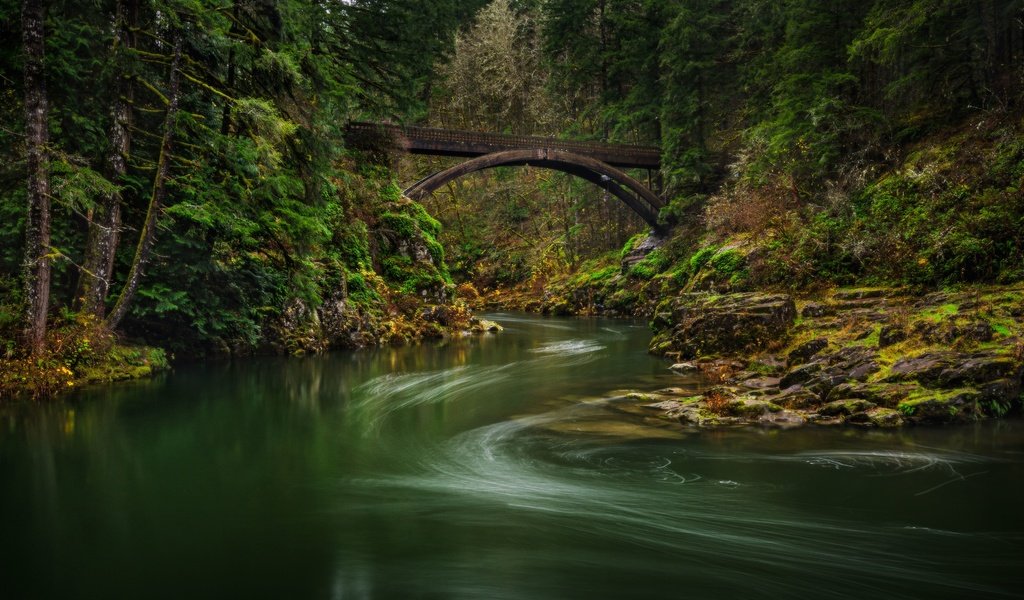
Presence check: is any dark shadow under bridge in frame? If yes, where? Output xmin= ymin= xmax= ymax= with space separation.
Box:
xmin=346 ymin=122 xmax=664 ymax=229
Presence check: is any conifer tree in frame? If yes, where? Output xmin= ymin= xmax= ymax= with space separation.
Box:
xmin=106 ymin=27 xmax=183 ymax=329
xmin=20 ymin=0 xmax=50 ymax=354
xmin=78 ymin=0 xmax=137 ymax=318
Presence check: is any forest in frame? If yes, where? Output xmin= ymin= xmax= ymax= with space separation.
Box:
xmin=1 ymin=0 xmax=1023 ymax=397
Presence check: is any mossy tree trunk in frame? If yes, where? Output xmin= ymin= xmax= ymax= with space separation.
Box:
xmin=219 ymin=0 xmax=238 ymax=136
xmin=21 ymin=0 xmax=51 ymax=355
xmin=78 ymin=0 xmax=137 ymax=318
xmin=106 ymin=29 xmax=182 ymax=330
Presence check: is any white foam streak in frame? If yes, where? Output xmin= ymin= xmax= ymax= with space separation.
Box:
xmin=528 ymin=339 xmax=605 ymax=355
xmin=350 ymin=365 xmax=512 ymax=429
xmin=343 ymin=406 xmax=1013 ymax=597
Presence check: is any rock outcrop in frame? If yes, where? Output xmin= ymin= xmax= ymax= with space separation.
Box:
xmin=649 ymin=292 xmax=797 ymax=358
xmin=636 ymin=287 xmax=1024 ymax=428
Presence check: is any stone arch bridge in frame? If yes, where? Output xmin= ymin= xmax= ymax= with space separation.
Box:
xmin=345 ymin=122 xmax=664 ymax=230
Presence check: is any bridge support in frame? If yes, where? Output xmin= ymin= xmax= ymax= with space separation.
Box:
xmin=404 ymin=149 xmax=665 ymax=230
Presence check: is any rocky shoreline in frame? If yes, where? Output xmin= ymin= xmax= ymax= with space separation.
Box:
xmin=628 ymin=287 xmax=1024 ymax=428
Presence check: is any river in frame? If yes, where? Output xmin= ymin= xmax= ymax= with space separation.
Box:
xmin=1 ymin=313 xmax=1022 ymax=599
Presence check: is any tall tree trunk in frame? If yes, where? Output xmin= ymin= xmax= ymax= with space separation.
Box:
xmin=598 ymin=0 xmax=609 ymax=141
xmin=78 ymin=0 xmax=137 ymax=317
xmin=106 ymin=30 xmax=183 ymax=330
xmin=21 ymin=0 xmax=51 ymax=355
xmin=219 ymin=0 xmax=238 ymax=136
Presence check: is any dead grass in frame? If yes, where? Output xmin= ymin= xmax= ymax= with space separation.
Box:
xmin=703 ymin=389 xmax=731 ymax=415
xmin=698 ymin=362 xmax=735 ymax=383
xmin=704 ymin=179 xmax=797 ymax=237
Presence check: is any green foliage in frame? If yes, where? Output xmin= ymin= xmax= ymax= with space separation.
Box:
xmin=535 ymin=0 xmax=1023 ymax=203
xmin=2 ymin=0 xmax=1023 ymax=371
xmin=709 ymin=249 xmax=743 ymax=275
xmin=49 ymin=156 xmax=119 ymax=213
xmin=985 ymin=398 xmax=1012 ymax=418
xmin=709 ymin=249 xmax=749 ymax=285
xmin=619 ymin=233 xmax=646 ymax=260
xmin=570 ymin=258 xmax=619 ymax=287
xmin=897 ymin=402 xmax=916 ymax=416
xmin=382 ymin=255 xmax=452 ymax=295
xmin=658 ymin=0 xmax=731 ymax=194
xmin=849 ymin=0 xmax=1017 ymax=121
xmin=379 ymin=212 xmax=420 ymax=239
xmin=689 ymin=245 xmax=720 ymax=274
xmin=493 ymin=252 xmax=532 ymax=286
xmin=335 ymin=221 xmax=372 ymax=270
xmin=345 ymin=269 xmax=382 ymax=308
xmin=0 ymin=310 xmax=168 ymax=399
xmin=407 ymin=202 xmax=443 ymax=238
xmin=0 ymin=275 xmax=22 ymax=345
xmin=0 ymin=0 xmax=487 ymax=363
xmin=373 ymin=198 xmax=453 ymax=296
xmin=628 ymin=248 xmax=670 ymax=280
xmin=659 ymin=193 xmax=706 ymax=226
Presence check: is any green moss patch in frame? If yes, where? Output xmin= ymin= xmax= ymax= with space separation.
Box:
xmin=919 ymin=303 xmax=959 ymax=322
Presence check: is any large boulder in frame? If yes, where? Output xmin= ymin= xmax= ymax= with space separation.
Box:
xmin=650 ymin=292 xmax=796 ymax=358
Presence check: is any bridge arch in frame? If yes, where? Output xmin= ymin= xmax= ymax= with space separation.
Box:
xmin=404 ymin=149 xmax=664 ymax=230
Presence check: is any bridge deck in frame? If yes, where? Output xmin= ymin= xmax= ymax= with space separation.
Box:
xmin=347 ymin=122 xmax=660 ymax=170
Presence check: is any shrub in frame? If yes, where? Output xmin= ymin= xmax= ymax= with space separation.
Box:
xmin=703 ymin=390 xmax=731 ymax=415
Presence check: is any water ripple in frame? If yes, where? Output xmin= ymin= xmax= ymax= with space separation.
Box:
xmin=350 ymin=365 xmax=513 ymax=429
xmin=528 ymin=339 xmax=605 ymax=355
xmin=341 ymin=407 xmax=1017 ymax=599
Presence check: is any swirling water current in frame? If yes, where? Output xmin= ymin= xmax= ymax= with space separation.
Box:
xmin=1 ymin=313 xmax=1022 ymax=599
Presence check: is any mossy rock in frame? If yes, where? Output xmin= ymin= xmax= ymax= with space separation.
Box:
xmin=649 ymin=332 xmax=675 ymax=355
xmin=650 ymin=292 xmax=796 ymax=358
xmin=687 ymin=245 xmax=751 ymax=291
xmin=626 ymin=391 xmax=671 ymax=403
xmin=469 ymin=318 xmax=503 ymax=333
xmin=419 ymin=322 xmax=446 ymax=339
xmin=746 ymin=356 xmax=787 ymax=376
xmin=937 ymin=355 xmax=1022 ymax=387
xmin=780 ymin=362 xmax=823 ymax=388
xmin=789 ymin=338 xmax=828 ymax=363
xmin=545 ymin=300 xmax=573 ymax=316
xmin=724 ymin=397 xmax=783 ymax=417
xmin=638 ymin=396 xmax=704 ymax=422
xmin=866 ymin=407 xmax=904 ymax=428
xmin=692 ymin=411 xmax=746 ymax=427
xmin=897 ymin=388 xmax=984 ymax=423
xmin=825 ymin=382 xmax=917 ymax=408
xmin=818 ymin=398 xmax=876 ymax=417
xmin=885 ymin=352 xmax=957 ymax=384
xmin=833 ymin=288 xmax=890 ymax=301
xmin=78 ymin=345 xmax=169 ymax=385
xmin=772 ymin=386 xmax=822 ymax=409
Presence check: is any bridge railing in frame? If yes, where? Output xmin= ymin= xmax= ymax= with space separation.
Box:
xmin=346 ymin=122 xmax=661 ymax=170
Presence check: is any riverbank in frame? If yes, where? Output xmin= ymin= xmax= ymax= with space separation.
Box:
xmin=0 ymin=315 xmax=170 ymax=400
xmin=631 ymin=286 xmax=1024 ymax=428
xmin=6 ymin=276 xmax=1020 ymax=431
xmin=464 ymin=280 xmax=1024 ymax=428
xmin=0 ymin=306 xmax=501 ymax=402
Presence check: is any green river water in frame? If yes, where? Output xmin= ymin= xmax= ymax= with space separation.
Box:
xmin=1 ymin=313 xmax=1022 ymax=599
